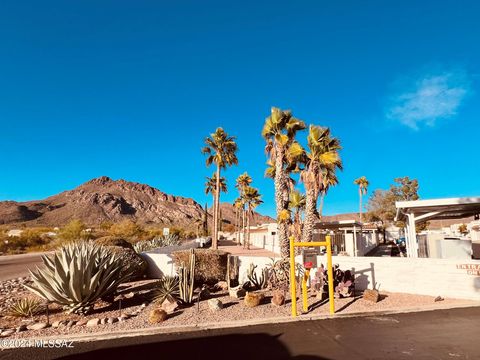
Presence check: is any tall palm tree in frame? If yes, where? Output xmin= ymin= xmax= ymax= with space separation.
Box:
xmin=262 ymin=107 xmax=306 ymax=257
xmin=235 ymin=172 xmax=252 ymax=247
xmin=202 ymin=128 xmax=238 ymax=249
xmin=299 ymin=125 xmax=342 ymax=243
xmin=242 ymin=186 xmax=263 ymax=250
xmin=204 ymin=174 xmax=227 ymax=240
xmin=354 ymin=176 xmax=369 ymax=222
xmin=288 ymin=190 xmax=306 ymax=241
xmin=233 ymin=197 xmax=243 ymax=244
xmin=318 ymin=167 xmax=339 ymax=218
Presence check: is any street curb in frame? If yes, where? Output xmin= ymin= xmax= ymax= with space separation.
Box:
xmin=18 ymin=301 xmax=480 ymax=345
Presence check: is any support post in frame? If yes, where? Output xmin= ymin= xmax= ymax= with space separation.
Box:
xmin=326 ymin=234 xmax=335 ymax=315
xmin=289 ymin=236 xmax=297 ymax=317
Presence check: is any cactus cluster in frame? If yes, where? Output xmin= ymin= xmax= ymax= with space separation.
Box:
xmin=246 ymin=263 xmax=268 ymax=290
xmin=25 ymin=241 xmax=131 ymax=314
xmin=178 ymin=248 xmax=196 ymax=304
xmin=134 ymin=234 xmax=180 ymax=253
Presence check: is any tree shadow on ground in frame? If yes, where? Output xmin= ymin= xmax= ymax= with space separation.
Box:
xmin=58 ymin=333 xmax=329 ymax=360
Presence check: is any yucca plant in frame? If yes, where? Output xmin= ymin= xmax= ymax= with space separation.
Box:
xmin=25 ymin=241 xmax=131 ymax=315
xmin=153 ymin=275 xmax=179 ymax=304
xmin=7 ymin=298 xmax=41 ymax=317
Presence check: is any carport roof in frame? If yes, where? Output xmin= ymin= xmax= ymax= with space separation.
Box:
xmin=395 ymin=197 xmax=480 ymax=223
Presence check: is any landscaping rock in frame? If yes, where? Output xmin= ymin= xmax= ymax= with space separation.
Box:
xmin=100 ymin=318 xmax=107 ymax=325
xmin=229 ymin=285 xmax=246 ymax=299
xmin=161 ymin=299 xmax=178 ymax=314
xmin=271 ymin=290 xmax=285 ymax=306
xmin=1 ymin=329 xmax=15 ymax=337
xmin=434 ymin=296 xmax=444 ymax=302
xmin=363 ymin=289 xmax=380 ymax=303
xmin=76 ymin=320 xmax=88 ymax=326
xmin=214 ymin=281 xmax=228 ymax=291
xmin=148 ymin=308 xmax=168 ymax=324
xmin=208 ymin=298 xmax=223 ymax=311
xmin=16 ymin=325 xmax=27 ymax=333
xmin=107 ymin=317 xmax=118 ymax=324
xmin=86 ymin=318 xmax=100 ymax=327
xmin=66 ymin=320 xmax=76 ymax=328
xmin=27 ymin=322 xmax=49 ymax=331
xmin=244 ymin=292 xmax=265 ymax=307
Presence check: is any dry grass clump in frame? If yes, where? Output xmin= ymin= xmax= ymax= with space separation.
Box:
xmin=172 ymin=249 xmax=228 ymax=284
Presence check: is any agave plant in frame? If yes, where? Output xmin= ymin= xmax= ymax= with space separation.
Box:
xmin=7 ymin=298 xmax=41 ymax=317
xmin=153 ymin=275 xmax=180 ymax=304
xmin=25 ymin=241 xmax=131 ymax=314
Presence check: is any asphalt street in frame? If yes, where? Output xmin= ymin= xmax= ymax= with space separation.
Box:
xmin=2 ymin=306 xmax=479 ymax=360
xmin=0 ymin=253 xmax=46 ymax=281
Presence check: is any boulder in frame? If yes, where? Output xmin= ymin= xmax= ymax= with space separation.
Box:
xmin=86 ymin=318 xmax=100 ymax=327
xmin=208 ymin=299 xmax=223 ymax=311
xmin=27 ymin=322 xmax=49 ymax=330
xmin=76 ymin=320 xmax=88 ymax=326
xmin=107 ymin=317 xmax=118 ymax=324
xmin=363 ymin=289 xmax=380 ymax=303
xmin=271 ymin=290 xmax=285 ymax=306
xmin=148 ymin=308 xmax=168 ymax=324
xmin=161 ymin=299 xmax=179 ymax=314
xmin=229 ymin=286 xmax=246 ymax=299
xmin=16 ymin=325 xmax=27 ymax=332
xmin=214 ymin=281 xmax=228 ymax=291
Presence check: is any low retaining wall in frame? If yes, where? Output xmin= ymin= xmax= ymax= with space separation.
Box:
xmin=141 ymin=251 xmax=480 ymax=301
xmin=314 ymin=255 xmax=480 ymax=301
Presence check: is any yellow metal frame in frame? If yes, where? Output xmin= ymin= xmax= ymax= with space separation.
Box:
xmin=289 ymin=234 xmax=335 ymax=317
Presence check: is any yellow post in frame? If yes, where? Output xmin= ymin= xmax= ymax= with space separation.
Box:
xmin=326 ymin=234 xmax=335 ymax=315
xmin=289 ymin=236 xmax=297 ymax=317
xmin=302 ymin=268 xmax=310 ymax=313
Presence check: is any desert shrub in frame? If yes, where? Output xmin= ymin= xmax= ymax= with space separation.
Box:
xmin=108 ymin=220 xmax=145 ymax=240
xmin=6 ymin=298 xmax=41 ymax=317
xmin=95 ymin=236 xmax=134 ymax=250
xmin=153 ymin=276 xmax=179 ymax=304
xmin=108 ymin=246 xmax=148 ymax=280
xmin=58 ymin=219 xmax=92 ymax=243
xmin=133 ymin=234 xmax=180 ymax=253
xmin=19 ymin=228 xmax=48 ymax=248
xmin=25 ymin=242 xmax=130 ymax=314
xmin=172 ymin=249 xmax=228 ymax=284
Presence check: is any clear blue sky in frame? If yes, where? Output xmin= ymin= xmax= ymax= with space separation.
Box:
xmin=0 ymin=0 xmax=479 ymax=217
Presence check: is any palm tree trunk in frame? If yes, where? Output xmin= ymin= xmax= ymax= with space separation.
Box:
xmin=318 ymin=192 xmax=325 ymax=218
xmin=302 ymin=186 xmax=318 ymax=242
xmin=211 ymin=196 xmax=216 ymax=237
xmin=213 ymin=165 xmax=221 ymax=249
xmin=246 ymin=209 xmax=251 ymax=250
xmin=274 ymin=144 xmax=290 ymax=257
xmin=359 ymin=188 xmax=363 ymax=223
xmin=242 ymin=207 xmax=246 ymax=249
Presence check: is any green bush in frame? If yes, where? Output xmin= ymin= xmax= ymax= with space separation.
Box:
xmin=95 ymin=236 xmax=134 ymax=249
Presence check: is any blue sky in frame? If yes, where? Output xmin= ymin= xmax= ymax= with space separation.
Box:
xmin=0 ymin=0 xmax=479 ymax=217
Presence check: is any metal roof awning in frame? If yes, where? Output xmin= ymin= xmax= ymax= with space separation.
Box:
xmin=395 ymin=196 xmax=480 ymax=258
xmin=314 ymin=220 xmax=363 ymax=230
xmin=395 ymin=197 xmax=480 ymax=224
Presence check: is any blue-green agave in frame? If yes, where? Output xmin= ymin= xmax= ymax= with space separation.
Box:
xmin=25 ymin=241 xmax=131 ymax=314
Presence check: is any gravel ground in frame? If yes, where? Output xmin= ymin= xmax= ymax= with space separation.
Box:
xmin=2 ymin=279 xmax=477 ymax=340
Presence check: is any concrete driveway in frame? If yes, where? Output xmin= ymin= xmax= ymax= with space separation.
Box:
xmin=0 ymin=252 xmax=47 ymax=281
xmin=4 ymin=306 xmax=479 ymax=359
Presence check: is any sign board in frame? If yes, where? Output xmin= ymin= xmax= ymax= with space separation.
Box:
xmin=456 ymin=264 xmax=480 ymax=276
xmin=302 ymin=248 xmax=319 ymax=268
xmin=163 ymin=227 xmax=170 ymax=236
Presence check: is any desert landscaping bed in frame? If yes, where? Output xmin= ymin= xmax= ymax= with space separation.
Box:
xmin=1 ymin=276 xmax=477 ymax=340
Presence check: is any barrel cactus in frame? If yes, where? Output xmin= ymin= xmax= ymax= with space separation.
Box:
xmin=25 ymin=241 xmax=131 ymax=314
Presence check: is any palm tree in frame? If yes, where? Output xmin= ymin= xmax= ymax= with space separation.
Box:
xmin=242 ymin=186 xmax=263 ymax=250
xmin=262 ymin=107 xmax=306 ymax=257
xmin=235 ymin=172 xmax=252 ymax=247
xmin=318 ymin=166 xmax=339 ymax=218
xmin=204 ymin=173 xmax=227 ymax=240
xmin=299 ymin=125 xmax=342 ymax=243
xmin=354 ymin=176 xmax=369 ymax=222
xmin=202 ymin=128 xmax=238 ymax=249
xmin=233 ymin=197 xmax=243 ymax=244
xmin=288 ymin=190 xmax=306 ymax=241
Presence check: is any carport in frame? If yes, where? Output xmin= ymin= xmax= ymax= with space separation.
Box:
xmin=395 ymin=197 xmax=480 ymax=258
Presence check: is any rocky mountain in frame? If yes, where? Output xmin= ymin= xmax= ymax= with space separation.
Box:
xmin=215 ymin=203 xmax=275 ymax=227
xmin=0 ymin=176 xmax=273 ymax=228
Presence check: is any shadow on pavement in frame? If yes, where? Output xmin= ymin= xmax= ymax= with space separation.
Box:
xmin=58 ymin=333 xmax=329 ymax=360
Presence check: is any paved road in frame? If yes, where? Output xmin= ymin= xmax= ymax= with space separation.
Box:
xmin=0 ymin=252 xmax=46 ymax=281
xmin=3 ymin=306 xmax=479 ymax=359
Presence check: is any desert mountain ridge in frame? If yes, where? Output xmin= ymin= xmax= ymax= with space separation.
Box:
xmin=0 ymin=176 xmax=274 ymax=228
